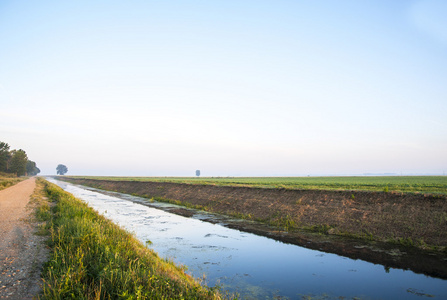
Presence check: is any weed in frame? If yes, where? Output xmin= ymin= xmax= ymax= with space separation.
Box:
xmin=35 ymin=223 xmax=49 ymax=236
xmin=35 ymin=202 xmax=51 ymax=221
xmin=271 ymin=215 xmax=297 ymax=231
xmin=306 ymin=224 xmax=334 ymax=235
xmin=231 ymin=212 xmax=252 ymax=220
xmin=395 ymin=237 xmax=414 ymax=247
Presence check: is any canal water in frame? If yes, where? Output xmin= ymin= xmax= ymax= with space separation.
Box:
xmin=49 ymin=179 xmax=447 ymax=299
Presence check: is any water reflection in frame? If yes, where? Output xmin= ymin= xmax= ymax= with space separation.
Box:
xmin=49 ymin=179 xmax=446 ymax=299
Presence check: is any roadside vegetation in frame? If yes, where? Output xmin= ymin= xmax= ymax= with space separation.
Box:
xmin=69 ymin=176 xmax=447 ymax=194
xmin=0 ymin=172 xmax=25 ymax=191
xmin=37 ymin=179 xmax=223 ymax=299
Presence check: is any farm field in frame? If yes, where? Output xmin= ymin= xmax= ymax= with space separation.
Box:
xmin=69 ymin=176 xmax=447 ymax=194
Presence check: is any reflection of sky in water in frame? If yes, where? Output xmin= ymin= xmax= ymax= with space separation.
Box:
xmin=50 ymin=179 xmax=447 ymax=299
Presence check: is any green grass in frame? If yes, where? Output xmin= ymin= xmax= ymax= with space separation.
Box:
xmin=0 ymin=172 xmax=24 ymax=191
xmin=40 ymin=180 xmax=223 ymax=299
xmin=67 ymin=176 xmax=447 ymax=194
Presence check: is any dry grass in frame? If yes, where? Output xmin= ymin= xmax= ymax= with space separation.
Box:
xmin=0 ymin=172 xmax=24 ymax=191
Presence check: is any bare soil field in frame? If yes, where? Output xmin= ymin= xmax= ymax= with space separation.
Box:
xmin=0 ymin=178 xmax=48 ymax=299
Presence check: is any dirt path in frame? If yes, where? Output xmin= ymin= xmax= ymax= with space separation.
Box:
xmin=0 ymin=178 xmax=48 ymax=299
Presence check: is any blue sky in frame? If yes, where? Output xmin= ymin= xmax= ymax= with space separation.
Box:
xmin=1 ymin=0 xmax=446 ymax=176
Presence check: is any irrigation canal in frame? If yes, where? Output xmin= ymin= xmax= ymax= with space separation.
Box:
xmin=49 ymin=179 xmax=447 ymax=299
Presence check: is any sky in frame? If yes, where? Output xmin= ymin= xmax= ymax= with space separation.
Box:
xmin=1 ymin=0 xmax=446 ymax=176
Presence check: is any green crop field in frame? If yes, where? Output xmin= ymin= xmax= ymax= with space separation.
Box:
xmin=66 ymin=176 xmax=447 ymax=194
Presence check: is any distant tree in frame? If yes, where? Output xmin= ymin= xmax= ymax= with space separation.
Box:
xmin=196 ymin=170 xmax=200 ymax=177
xmin=0 ymin=141 xmax=11 ymax=172
xmin=10 ymin=149 xmax=28 ymax=176
xmin=26 ymin=160 xmax=35 ymax=175
xmin=56 ymin=164 xmax=68 ymax=175
xmin=26 ymin=160 xmax=40 ymax=176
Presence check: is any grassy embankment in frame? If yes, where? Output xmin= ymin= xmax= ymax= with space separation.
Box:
xmin=72 ymin=176 xmax=447 ymax=194
xmin=35 ymin=178 xmax=223 ymax=299
xmin=0 ymin=172 xmax=25 ymax=191
xmin=61 ymin=176 xmax=447 ymax=252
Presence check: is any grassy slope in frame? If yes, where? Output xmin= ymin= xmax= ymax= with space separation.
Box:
xmin=38 ymin=179 xmax=223 ymax=299
xmin=69 ymin=176 xmax=447 ymax=194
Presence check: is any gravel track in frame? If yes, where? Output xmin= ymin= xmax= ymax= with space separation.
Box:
xmin=0 ymin=178 xmax=48 ymax=299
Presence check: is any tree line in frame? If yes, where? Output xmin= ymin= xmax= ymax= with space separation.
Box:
xmin=0 ymin=141 xmax=40 ymax=176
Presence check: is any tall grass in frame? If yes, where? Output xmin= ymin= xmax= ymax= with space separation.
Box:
xmin=41 ymin=180 xmax=223 ymax=299
xmin=0 ymin=172 xmax=24 ymax=191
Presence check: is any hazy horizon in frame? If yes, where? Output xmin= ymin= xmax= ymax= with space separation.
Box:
xmin=1 ymin=1 xmax=446 ymax=177
xmin=43 ymin=172 xmax=446 ymax=178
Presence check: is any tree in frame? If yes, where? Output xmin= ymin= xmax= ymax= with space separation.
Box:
xmin=0 ymin=141 xmax=11 ymax=172
xmin=0 ymin=141 xmax=40 ymax=176
xmin=10 ymin=149 xmax=28 ymax=176
xmin=56 ymin=164 xmax=68 ymax=175
xmin=26 ymin=160 xmax=40 ymax=176
xmin=196 ymin=170 xmax=200 ymax=177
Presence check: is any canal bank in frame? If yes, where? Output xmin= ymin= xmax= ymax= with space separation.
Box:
xmin=50 ymin=178 xmax=447 ymax=299
xmin=40 ymin=179 xmax=223 ymax=299
xmin=57 ymin=177 xmax=447 ymax=280
xmin=60 ymin=177 xmax=447 ymax=250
